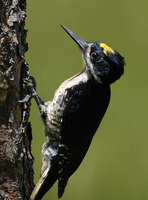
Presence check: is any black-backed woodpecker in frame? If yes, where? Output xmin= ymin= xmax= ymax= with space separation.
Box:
xmin=20 ymin=25 xmax=125 ymax=199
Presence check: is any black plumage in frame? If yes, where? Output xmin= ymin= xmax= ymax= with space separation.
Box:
xmin=20 ymin=25 xmax=125 ymax=199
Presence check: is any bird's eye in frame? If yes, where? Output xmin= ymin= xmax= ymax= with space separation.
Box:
xmin=91 ymin=52 xmax=101 ymax=60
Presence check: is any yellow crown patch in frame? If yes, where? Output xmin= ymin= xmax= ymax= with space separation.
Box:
xmin=100 ymin=43 xmax=114 ymax=55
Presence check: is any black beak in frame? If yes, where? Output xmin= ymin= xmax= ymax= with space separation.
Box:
xmin=60 ymin=24 xmax=88 ymax=53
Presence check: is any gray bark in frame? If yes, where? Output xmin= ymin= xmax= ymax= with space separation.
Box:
xmin=0 ymin=0 xmax=34 ymax=199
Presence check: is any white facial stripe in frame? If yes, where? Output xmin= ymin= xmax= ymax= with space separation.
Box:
xmin=85 ymin=55 xmax=102 ymax=83
xmin=85 ymin=44 xmax=102 ymax=84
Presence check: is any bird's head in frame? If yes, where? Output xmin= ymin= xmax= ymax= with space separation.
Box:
xmin=61 ymin=25 xmax=125 ymax=85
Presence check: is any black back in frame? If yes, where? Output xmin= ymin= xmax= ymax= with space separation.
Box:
xmin=58 ymin=79 xmax=111 ymax=197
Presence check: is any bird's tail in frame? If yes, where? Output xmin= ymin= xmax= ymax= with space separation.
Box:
xmin=30 ymin=164 xmax=58 ymax=200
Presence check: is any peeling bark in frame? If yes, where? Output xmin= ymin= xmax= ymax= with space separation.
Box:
xmin=0 ymin=0 xmax=34 ymax=199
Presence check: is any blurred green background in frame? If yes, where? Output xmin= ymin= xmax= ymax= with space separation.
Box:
xmin=26 ymin=0 xmax=148 ymax=199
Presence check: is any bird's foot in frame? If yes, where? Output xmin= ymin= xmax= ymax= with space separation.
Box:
xmin=18 ymin=76 xmax=37 ymax=103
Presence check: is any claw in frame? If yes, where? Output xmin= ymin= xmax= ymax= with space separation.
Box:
xmin=18 ymin=76 xmax=37 ymax=103
xmin=29 ymin=76 xmax=37 ymax=91
xmin=18 ymin=95 xmax=32 ymax=103
xmin=18 ymin=76 xmax=45 ymax=106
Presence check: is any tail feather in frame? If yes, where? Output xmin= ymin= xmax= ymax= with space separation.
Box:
xmin=30 ymin=164 xmax=58 ymax=200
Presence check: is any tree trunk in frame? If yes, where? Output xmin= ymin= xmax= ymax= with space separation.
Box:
xmin=0 ymin=0 xmax=34 ymax=199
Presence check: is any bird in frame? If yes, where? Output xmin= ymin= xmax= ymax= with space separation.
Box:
xmin=20 ymin=25 xmax=125 ymax=199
